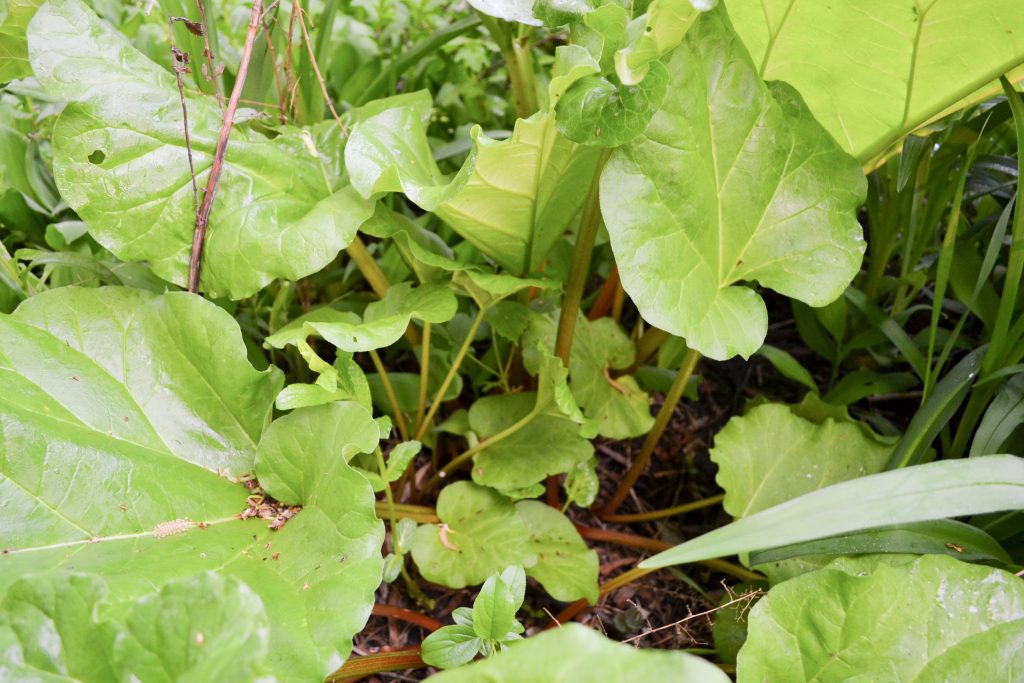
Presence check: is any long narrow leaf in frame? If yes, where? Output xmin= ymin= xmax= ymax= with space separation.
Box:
xmin=640 ymin=454 xmax=1024 ymax=568
xmin=886 ymin=346 xmax=985 ymax=468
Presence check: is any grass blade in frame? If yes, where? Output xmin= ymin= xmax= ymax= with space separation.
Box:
xmin=640 ymin=454 xmax=1024 ymax=568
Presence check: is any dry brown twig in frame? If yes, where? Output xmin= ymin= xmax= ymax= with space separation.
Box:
xmin=620 ymin=585 xmax=763 ymax=644
xmin=187 ymin=0 xmax=264 ymax=293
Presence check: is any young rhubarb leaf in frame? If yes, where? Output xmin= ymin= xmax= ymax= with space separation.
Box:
xmin=411 ymin=481 xmax=535 ymax=588
xmin=468 ymin=393 xmax=594 ymax=496
xmin=601 ymin=6 xmax=866 ymax=361
xmin=712 ymin=401 xmax=894 ymax=518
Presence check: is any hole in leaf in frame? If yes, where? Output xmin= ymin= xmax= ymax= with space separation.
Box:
xmin=88 ymin=149 xmax=106 ymax=164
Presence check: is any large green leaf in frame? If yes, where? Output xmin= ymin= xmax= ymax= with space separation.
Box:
xmin=0 ymin=0 xmax=42 ymax=81
xmin=600 ymin=7 xmax=866 ymax=361
xmin=28 ymin=0 xmax=373 ymax=299
xmin=642 ymin=454 xmax=1024 ymax=568
xmin=712 ymin=401 xmax=893 ymax=518
xmin=729 ymin=0 xmax=1024 ymax=165
xmin=427 ymin=623 xmax=731 ymax=682
xmin=345 ymin=91 xmax=601 ymax=273
xmin=738 ymin=555 xmax=1024 ymax=682
xmin=0 ymin=288 xmax=384 ymax=682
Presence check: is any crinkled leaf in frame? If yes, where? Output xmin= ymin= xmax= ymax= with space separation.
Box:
xmin=556 ymin=63 xmax=669 ymax=147
xmin=0 ymin=573 xmax=118 ymax=681
xmin=28 ymin=0 xmax=373 ymax=299
xmin=468 ymin=393 xmax=594 ymax=496
xmin=411 ymin=481 xmax=535 ymax=589
xmin=0 ymin=572 xmax=271 ymax=682
xmin=728 ymin=0 xmax=1024 ymax=164
xmin=516 ymin=501 xmax=598 ymax=603
xmin=643 ymin=454 xmax=1024 ymax=568
xmin=113 ymin=573 xmax=270 ymax=682
xmin=712 ymin=401 xmax=894 ymax=518
xmin=265 ymin=283 xmax=456 ymax=353
xmin=421 ymin=624 xmax=483 ymax=670
xmin=739 ymin=555 xmax=1024 ymax=682
xmin=601 ymin=7 xmax=866 ymax=360
xmin=346 ymin=91 xmax=601 ymax=273
xmin=0 ymin=288 xmax=383 ymax=682
xmin=428 ymin=622 xmax=731 ymax=682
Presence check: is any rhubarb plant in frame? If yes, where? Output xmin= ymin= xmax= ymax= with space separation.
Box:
xmin=2 ymin=0 xmax=1024 ymax=681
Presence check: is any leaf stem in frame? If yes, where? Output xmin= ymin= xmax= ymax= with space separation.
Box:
xmin=369 ymin=349 xmax=410 ymax=441
xmin=600 ymin=494 xmax=724 ymax=523
xmin=414 ymin=306 xmax=487 ymax=440
xmin=326 ymin=646 xmax=424 ymax=682
xmin=601 ymin=348 xmax=701 ymax=515
xmin=415 ymin=321 xmax=431 ymax=433
xmin=345 ymin=235 xmax=390 ymax=298
xmin=554 ymin=149 xmax=612 ymax=365
xmin=371 ymin=604 xmax=442 ymax=632
xmin=375 ymin=501 xmax=440 ymax=523
xmin=421 ymin=408 xmax=537 ymax=494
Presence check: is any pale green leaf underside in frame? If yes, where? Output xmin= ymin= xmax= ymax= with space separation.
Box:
xmin=600 ymin=7 xmax=866 ymax=361
xmin=346 ymin=91 xmax=601 ymax=273
xmin=642 ymin=454 xmax=1024 ymax=568
xmin=427 ymin=623 xmax=731 ymax=682
xmin=28 ymin=0 xmax=372 ymax=299
xmin=739 ymin=555 xmax=1024 ymax=682
xmin=712 ymin=402 xmax=893 ymax=518
xmin=0 ymin=288 xmax=383 ymax=682
xmin=729 ymin=0 xmax=1024 ymax=164
xmin=264 ymin=282 xmax=457 ymax=353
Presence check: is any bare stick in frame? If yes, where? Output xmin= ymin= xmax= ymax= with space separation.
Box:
xmin=187 ymin=0 xmax=263 ymax=293
xmin=168 ymin=26 xmax=199 ymax=216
